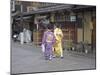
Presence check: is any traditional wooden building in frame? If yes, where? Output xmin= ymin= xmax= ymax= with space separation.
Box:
xmin=12 ymin=1 xmax=96 ymax=53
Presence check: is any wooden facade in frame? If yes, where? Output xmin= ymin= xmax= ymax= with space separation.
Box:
xmin=12 ymin=1 xmax=96 ymax=51
xmin=32 ymin=7 xmax=96 ymax=51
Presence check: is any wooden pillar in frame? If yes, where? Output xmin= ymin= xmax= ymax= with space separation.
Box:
xmin=82 ymin=11 xmax=85 ymax=52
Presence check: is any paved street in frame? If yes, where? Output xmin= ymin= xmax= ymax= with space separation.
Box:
xmin=11 ymin=41 xmax=96 ymax=74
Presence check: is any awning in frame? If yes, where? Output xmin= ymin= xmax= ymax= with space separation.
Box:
xmin=23 ymin=4 xmax=95 ymax=16
xmin=23 ymin=4 xmax=73 ymax=15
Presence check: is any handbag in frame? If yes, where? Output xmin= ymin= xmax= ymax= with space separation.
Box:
xmin=41 ymin=44 xmax=45 ymax=52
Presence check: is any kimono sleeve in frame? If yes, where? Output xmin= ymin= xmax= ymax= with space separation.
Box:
xmin=52 ymin=33 xmax=56 ymax=45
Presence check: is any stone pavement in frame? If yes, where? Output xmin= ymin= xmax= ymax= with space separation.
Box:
xmin=11 ymin=41 xmax=96 ymax=74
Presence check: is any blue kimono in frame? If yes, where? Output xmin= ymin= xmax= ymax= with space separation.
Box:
xmin=42 ymin=30 xmax=55 ymax=60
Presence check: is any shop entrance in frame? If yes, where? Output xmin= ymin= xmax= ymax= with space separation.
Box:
xmin=60 ymin=22 xmax=77 ymax=49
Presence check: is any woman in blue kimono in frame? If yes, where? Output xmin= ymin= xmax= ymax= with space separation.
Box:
xmin=42 ymin=25 xmax=55 ymax=60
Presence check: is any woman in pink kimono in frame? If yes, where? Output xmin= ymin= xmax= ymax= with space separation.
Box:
xmin=42 ymin=25 xmax=55 ymax=60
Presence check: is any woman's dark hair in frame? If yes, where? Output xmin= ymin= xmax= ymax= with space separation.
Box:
xmin=47 ymin=24 xmax=52 ymax=30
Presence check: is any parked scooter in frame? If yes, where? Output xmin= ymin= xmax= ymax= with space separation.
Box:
xmin=13 ymin=34 xmax=19 ymax=42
